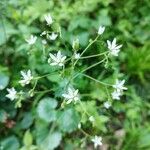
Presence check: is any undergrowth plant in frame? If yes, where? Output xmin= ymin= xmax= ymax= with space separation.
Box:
xmin=1 ymin=13 xmax=128 ymax=150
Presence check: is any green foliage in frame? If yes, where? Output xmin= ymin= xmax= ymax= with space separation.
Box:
xmin=58 ymin=108 xmax=80 ymax=133
xmin=0 ymin=136 xmax=20 ymax=150
xmin=37 ymin=97 xmax=58 ymax=123
xmin=40 ymin=132 xmax=62 ymax=150
xmin=0 ymin=0 xmax=150 ymax=149
xmin=0 ymin=73 xmax=9 ymax=90
xmin=0 ymin=109 xmax=7 ymax=123
xmin=23 ymin=130 xmax=33 ymax=146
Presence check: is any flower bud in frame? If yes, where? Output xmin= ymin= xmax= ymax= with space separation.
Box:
xmin=72 ymin=38 xmax=79 ymax=50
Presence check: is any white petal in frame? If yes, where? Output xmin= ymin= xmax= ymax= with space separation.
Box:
xmin=107 ymin=40 xmax=111 ymax=48
xmin=50 ymin=62 xmax=58 ymax=66
xmin=112 ymin=38 xmax=116 ymax=47
xmin=115 ymin=44 xmax=122 ymax=50
xmin=61 ymin=56 xmax=66 ymax=62
xmin=66 ymin=99 xmax=72 ymax=104
xmin=49 ymin=53 xmax=58 ymax=62
xmin=57 ymin=51 xmax=62 ymax=60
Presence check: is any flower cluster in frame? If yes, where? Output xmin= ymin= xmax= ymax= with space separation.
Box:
xmin=6 ymin=70 xmax=33 ymax=103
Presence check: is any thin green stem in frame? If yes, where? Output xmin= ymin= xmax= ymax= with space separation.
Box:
xmin=34 ymin=71 xmax=59 ymax=80
xmin=104 ymin=85 xmax=112 ymax=101
xmin=73 ymin=58 xmax=106 ymax=80
xmin=81 ymin=35 xmax=99 ymax=56
xmin=82 ymin=59 xmax=105 ymax=73
xmin=79 ymin=128 xmax=90 ymax=137
xmin=34 ymin=89 xmax=53 ymax=94
xmin=32 ymin=79 xmax=38 ymax=90
xmin=82 ymin=73 xmax=112 ymax=86
xmin=74 ymin=35 xmax=99 ymax=66
xmin=65 ymin=58 xmax=106 ymax=89
xmin=79 ymin=101 xmax=90 ymax=116
xmin=64 ymin=57 xmax=71 ymax=63
xmin=80 ymin=51 xmax=108 ymax=59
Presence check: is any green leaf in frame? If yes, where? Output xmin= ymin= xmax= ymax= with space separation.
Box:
xmin=23 ymin=130 xmax=33 ymax=146
xmin=0 ymin=109 xmax=7 ymax=123
xmin=47 ymin=73 xmax=61 ymax=83
xmin=40 ymin=132 xmax=62 ymax=150
xmin=138 ymin=131 xmax=150 ymax=148
xmin=0 ymin=23 xmax=7 ymax=45
xmin=58 ymin=108 xmax=80 ymax=133
xmin=20 ymin=112 xmax=34 ymax=129
xmin=0 ymin=73 xmax=9 ymax=90
xmin=97 ymin=9 xmax=111 ymax=26
xmin=1 ymin=136 xmax=20 ymax=150
xmin=37 ymin=97 xmax=58 ymax=122
xmin=35 ymin=120 xmax=49 ymax=144
xmin=20 ymin=145 xmax=37 ymax=150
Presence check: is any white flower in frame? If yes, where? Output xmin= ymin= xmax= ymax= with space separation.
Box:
xmin=113 ymin=79 xmax=127 ymax=92
xmin=40 ymin=31 xmax=47 ymax=36
xmin=98 ymin=26 xmax=105 ymax=35
xmin=74 ymin=53 xmax=80 ymax=59
xmin=78 ymin=123 xmax=81 ymax=129
xmin=44 ymin=14 xmax=53 ymax=25
xmin=111 ymin=90 xmax=121 ymax=100
xmin=42 ymin=39 xmax=47 ymax=45
xmin=49 ymin=32 xmax=58 ymax=40
xmin=62 ymin=87 xmax=79 ymax=104
xmin=107 ymin=38 xmax=122 ymax=56
xmin=48 ymin=51 xmax=66 ymax=67
xmin=91 ymin=136 xmax=102 ymax=148
xmin=104 ymin=101 xmax=111 ymax=109
xmin=25 ymin=35 xmax=37 ymax=45
xmin=19 ymin=70 xmax=33 ymax=86
xmin=89 ymin=116 xmax=95 ymax=122
xmin=6 ymin=88 xmax=17 ymax=101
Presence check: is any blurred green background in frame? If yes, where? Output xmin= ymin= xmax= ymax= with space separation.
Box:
xmin=0 ymin=0 xmax=150 ymax=149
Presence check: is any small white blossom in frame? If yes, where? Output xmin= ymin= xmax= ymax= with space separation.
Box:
xmin=107 ymin=38 xmax=122 ymax=56
xmin=49 ymin=32 xmax=58 ymax=40
xmin=92 ymin=136 xmax=102 ymax=148
xmin=62 ymin=87 xmax=79 ymax=104
xmin=42 ymin=39 xmax=47 ymax=45
xmin=113 ymin=79 xmax=127 ymax=92
xmin=19 ymin=70 xmax=33 ymax=86
xmin=111 ymin=90 xmax=121 ymax=100
xmin=78 ymin=123 xmax=81 ymax=129
xmin=25 ymin=35 xmax=37 ymax=45
xmin=74 ymin=53 xmax=80 ymax=59
xmin=98 ymin=26 xmax=105 ymax=35
xmin=48 ymin=51 xmax=66 ymax=67
xmin=89 ymin=116 xmax=95 ymax=122
xmin=40 ymin=31 xmax=47 ymax=36
xmin=6 ymin=87 xmax=17 ymax=101
xmin=44 ymin=14 xmax=53 ymax=25
xmin=104 ymin=101 xmax=111 ymax=109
